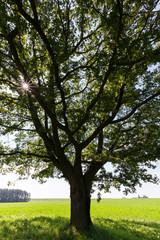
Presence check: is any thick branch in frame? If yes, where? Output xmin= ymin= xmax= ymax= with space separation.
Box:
xmin=84 ymin=162 xmax=103 ymax=188
xmin=96 ymin=129 xmax=103 ymax=155
xmin=116 ymin=0 xmax=123 ymax=42
xmin=84 ymin=140 xmax=119 ymax=185
xmin=29 ymin=0 xmax=38 ymax=20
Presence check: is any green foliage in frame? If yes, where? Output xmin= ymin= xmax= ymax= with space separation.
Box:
xmin=0 ymin=0 xmax=160 ymax=195
xmin=0 ymin=199 xmax=160 ymax=239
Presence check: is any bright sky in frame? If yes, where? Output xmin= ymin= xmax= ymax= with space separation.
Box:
xmin=0 ymin=162 xmax=160 ymax=199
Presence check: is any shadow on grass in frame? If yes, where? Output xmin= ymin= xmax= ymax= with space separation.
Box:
xmin=93 ymin=218 xmax=160 ymax=240
xmin=0 ymin=216 xmax=159 ymax=240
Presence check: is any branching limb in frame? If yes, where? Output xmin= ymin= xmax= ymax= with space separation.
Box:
xmin=112 ymin=90 xmax=160 ymax=124
xmin=84 ymin=139 xmax=120 ymax=186
xmin=61 ymin=58 xmax=96 ymax=82
xmin=15 ymin=0 xmax=55 ymax=62
xmin=6 ymin=28 xmax=28 ymax=80
xmin=56 ymin=79 xmax=95 ymax=105
xmin=57 ymin=0 xmax=71 ymax=42
xmin=73 ymin=1 xmax=125 ymax=135
xmin=80 ymin=83 xmax=126 ymax=149
xmin=28 ymin=95 xmax=55 ymax=150
xmin=74 ymin=60 xmax=114 ymax=135
xmin=54 ymin=66 xmax=78 ymax=146
xmin=120 ymin=113 xmax=142 ymax=133
xmin=29 ymin=0 xmax=38 ymax=21
xmin=4 ymin=26 xmax=67 ymax=133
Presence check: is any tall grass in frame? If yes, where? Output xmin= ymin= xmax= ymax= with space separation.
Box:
xmin=0 ymin=199 xmax=159 ymax=240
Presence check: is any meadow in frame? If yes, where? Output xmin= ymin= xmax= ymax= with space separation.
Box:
xmin=0 ymin=198 xmax=160 ymax=240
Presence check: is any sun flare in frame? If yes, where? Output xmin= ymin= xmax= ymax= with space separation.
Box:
xmin=22 ymin=82 xmax=29 ymax=90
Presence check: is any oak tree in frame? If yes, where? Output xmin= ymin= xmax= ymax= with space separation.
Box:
xmin=0 ymin=0 xmax=160 ymax=230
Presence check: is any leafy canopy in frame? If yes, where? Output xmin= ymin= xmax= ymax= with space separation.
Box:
xmin=0 ymin=0 xmax=160 ymax=194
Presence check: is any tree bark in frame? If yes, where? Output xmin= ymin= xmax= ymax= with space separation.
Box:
xmin=70 ymin=182 xmax=92 ymax=230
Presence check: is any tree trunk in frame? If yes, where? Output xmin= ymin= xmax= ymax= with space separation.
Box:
xmin=70 ymin=183 xmax=92 ymax=230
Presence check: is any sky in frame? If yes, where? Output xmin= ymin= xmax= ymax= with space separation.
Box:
xmin=0 ymin=161 xmax=160 ymax=199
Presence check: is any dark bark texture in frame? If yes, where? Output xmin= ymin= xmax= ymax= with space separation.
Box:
xmin=70 ymin=183 xmax=92 ymax=230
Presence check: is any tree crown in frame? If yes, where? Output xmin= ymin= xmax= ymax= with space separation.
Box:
xmin=0 ymin=0 xmax=160 ymax=195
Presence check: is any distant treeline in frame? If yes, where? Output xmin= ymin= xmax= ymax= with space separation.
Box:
xmin=0 ymin=189 xmax=31 ymax=202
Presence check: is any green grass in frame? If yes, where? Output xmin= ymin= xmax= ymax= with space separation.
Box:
xmin=0 ymin=199 xmax=160 ymax=240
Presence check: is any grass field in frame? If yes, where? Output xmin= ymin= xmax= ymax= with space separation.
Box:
xmin=0 ymin=198 xmax=160 ymax=240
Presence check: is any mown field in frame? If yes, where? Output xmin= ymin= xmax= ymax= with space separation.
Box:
xmin=0 ymin=198 xmax=160 ymax=240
